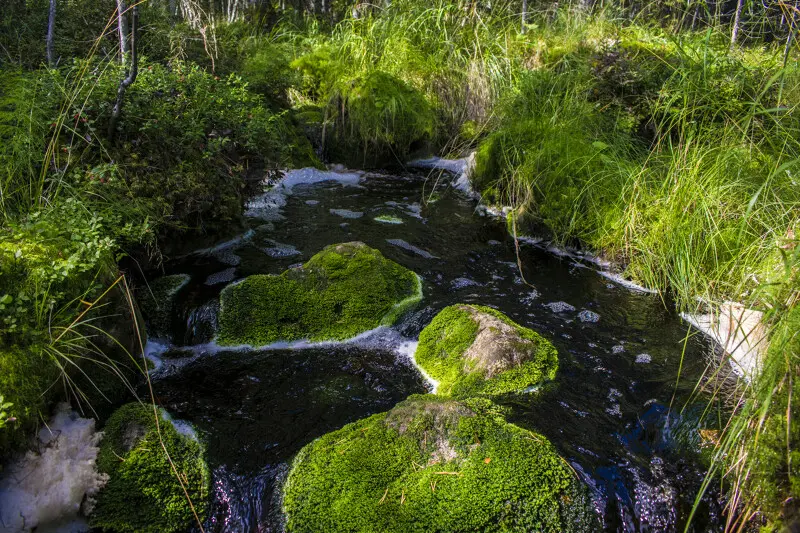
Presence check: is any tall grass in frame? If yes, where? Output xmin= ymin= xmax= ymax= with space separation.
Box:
xmin=466 ymin=13 xmax=800 ymax=527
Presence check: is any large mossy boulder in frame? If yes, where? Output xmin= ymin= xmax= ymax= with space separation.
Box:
xmin=218 ymin=242 xmax=421 ymax=346
xmin=138 ymin=274 xmax=191 ymax=340
xmin=283 ymin=395 xmax=592 ymax=532
xmin=416 ymin=305 xmax=558 ymax=397
xmin=90 ymin=403 xmax=210 ymax=533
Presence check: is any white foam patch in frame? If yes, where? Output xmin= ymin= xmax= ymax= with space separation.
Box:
xmin=204 ymin=267 xmax=237 ymax=286
xmin=386 ymin=239 xmax=438 ymax=259
xmin=246 ymin=167 xmax=363 ymax=221
xmin=159 ymin=411 xmax=199 ymax=442
xmin=143 ymin=339 xmax=170 ymax=371
xmin=194 ymin=229 xmax=255 ymax=255
xmin=397 ymin=340 xmax=439 ymax=393
xmin=0 ymin=404 xmax=108 ymax=532
xmin=408 ymin=155 xmax=481 ymax=200
xmin=407 ymin=156 xmax=469 ymax=175
xmin=329 ymin=209 xmax=364 ymax=219
xmin=598 ymin=271 xmax=659 ymax=294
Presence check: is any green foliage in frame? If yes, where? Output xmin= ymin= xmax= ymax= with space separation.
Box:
xmin=283 ymin=394 xmax=588 ymax=533
xmin=240 ymin=40 xmax=300 ymax=108
xmin=326 ymin=70 xmax=435 ymax=165
xmin=92 ymin=403 xmax=210 ymax=533
xmin=374 ymin=215 xmax=404 ymax=224
xmin=721 ymin=304 xmax=800 ymax=527
xmin=218 ymin=242 xmax=421 ymax=346
xmin=0 ymin=201 xmax=118 ymax=344
xmin=415 ymin=305 xmax=559 ymax=397
xmin=0 ymin=344 xmax=59 ymax=456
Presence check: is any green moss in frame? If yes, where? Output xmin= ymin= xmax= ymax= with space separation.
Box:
xmin=326 ymin=71 xmax=435 ymax=167
xmin=138 ymin=274 xmax=190 ymax=339
xmin=283 ymin=394 xmax=589 ymax=533
xmin=374 ymin=215 xmax=404 ymax=225
xmin=91 ymin=403 xmax=210 ymax=533
xmin=218 ymin=242 xmax=421 ymax=346
xmin=0 ymin=344 xmax=59 ymax=457
xmin=415 ymin=305 xmax=558 ymax=397
xmin=740 ymin=304 xmax=800 ymax=526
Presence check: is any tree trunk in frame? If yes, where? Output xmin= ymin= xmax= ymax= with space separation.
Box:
xmin=117 ymin=0 xmax=129 ymax=64
xmin=730 ymin=0 xmax=744 ymax=49
xmin=108 ymin=5 xmax=139 ymax=140
xmin=46 ymin=0 xmax=56 ymax=66
xmin=521 ymin=0 xmax=528 ymax=32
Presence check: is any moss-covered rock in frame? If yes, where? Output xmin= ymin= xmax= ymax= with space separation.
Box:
xmin=283 ymin=394 xmax=589 ymax=532
xmin=138 ymin=274 xmax=190 ymax=340
xmin=218 ymin=242 xmax=421 ymax=346
xmin=415 ymin=305 xmax=558 ymax=397
xmin=90 ymin=403 xmax=210 ymax=533
xmin=0 ymin=344 xmax=60 ymax=457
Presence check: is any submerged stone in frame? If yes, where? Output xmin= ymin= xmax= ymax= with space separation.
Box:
xmin=415 ymin=305 xmax=558 ymax=397
xmin=90 ymin=403 xmax=210 ymax=533
xmin=218 ymin=242 xmax=422 ymax=346
xmin=283 ymin=395 xmax=592 ymax=533
xmin=138 ymin=274 xmax=190 ymax=339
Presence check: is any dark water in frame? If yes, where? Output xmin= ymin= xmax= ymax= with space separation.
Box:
xmin=146 ymin=167 xmax=724 ymax=532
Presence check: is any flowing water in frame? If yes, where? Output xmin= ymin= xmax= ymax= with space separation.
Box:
xmin=145 ymin=167 xmax=725 ymax=532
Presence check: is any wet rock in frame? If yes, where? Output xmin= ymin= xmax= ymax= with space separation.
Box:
xmin=414 ymin=305 xmax=558 ymax=397
xmin=218 ymin=242 xmax=422 ymax=346
xmin=138 ymin=274 xmax=190 ymax=340
xmin=283 ymin=395 xmax=593 ymax=533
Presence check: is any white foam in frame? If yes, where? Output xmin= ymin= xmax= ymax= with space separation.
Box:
xmin=193 ymin=229 xmax=256 ymax=255
xmin=246 ymin=167 xmax=363 ymax=221
xmin=143 ymin=339 xmax=170 ymax=371
xmin=0 ymin=405 xmax=108 ymax=532
xmin=397 ymin=340 xmax=439 ymax=393
xmin=407 ymin=156 xmax=469 ymax=175
xmin=159 ymin=411 xmax=198 ymax=442
xmin=598 ymin=271 xmax=659 ymax=294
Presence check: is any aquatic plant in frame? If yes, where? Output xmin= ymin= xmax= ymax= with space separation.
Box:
xmin=218 ymin=242 xmax=422 ymax=346
xmin=415 ymin=305 xmax=558 ymax=397
xmin=283 ymin=394 xmax=593 ymax=533
xmin=91 ymin=403 xmax=210 ymax=533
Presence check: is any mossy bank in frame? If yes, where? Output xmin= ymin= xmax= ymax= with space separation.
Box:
xmin=90 ymin=403 xmax=210 ymax=533
xmin=218 ymin=242 xmax=422 ymax=346
xmin=415 ymin=305 xmax=559 ymax=397
xmin=283 ymin=394 xmax=594 ymax=533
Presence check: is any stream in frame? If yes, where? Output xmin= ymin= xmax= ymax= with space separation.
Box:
xmin=144 ymin=166 xmax=725 ymax=532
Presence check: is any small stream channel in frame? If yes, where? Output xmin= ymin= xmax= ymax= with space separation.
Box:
xmin=144 ymin=167 xmax=725 ymax=532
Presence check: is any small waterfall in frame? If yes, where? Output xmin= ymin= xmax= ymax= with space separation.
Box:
xmin=206 ymin=464 xmax=288 ymax=533
xmin=185 ymin=300 xmax=220 ymax=345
